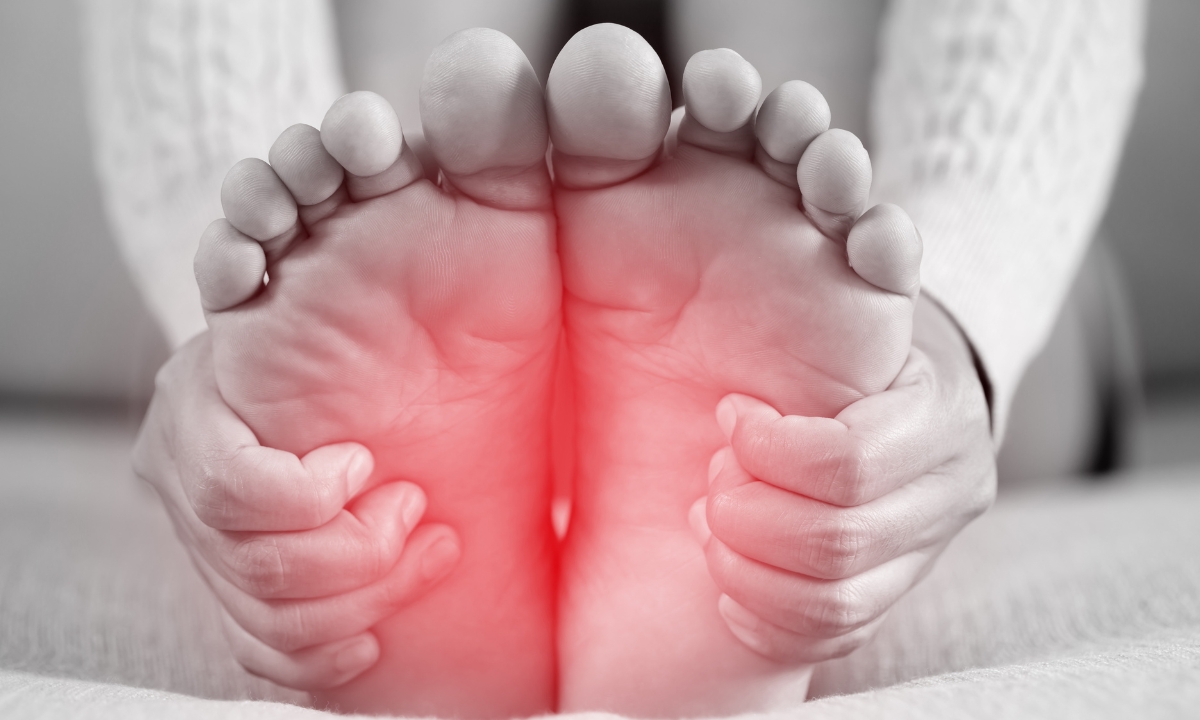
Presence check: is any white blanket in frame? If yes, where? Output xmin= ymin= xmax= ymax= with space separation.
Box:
xmin=1 ymin=413 xmax=1198 ymax=718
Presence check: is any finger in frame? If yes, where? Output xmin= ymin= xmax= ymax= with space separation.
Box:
xmin=206 ymin=482 xmax=429 ymax=599
xmin=220 ymin=608 xmax=378 ymax=691
xmin=717 ymin=594 xmax=889 ymax=664
xmin=172 ymin=344 xmax=375 ymax=532
xmin=707 ymin=473 xmax=974 ymax=579
xmin=197 ymin=524 xmax=460 ymax=652
xmin=706 ymin=536 xmax=933 ymax=639
xmin=718 ymin=350 xmax=956 ymax=507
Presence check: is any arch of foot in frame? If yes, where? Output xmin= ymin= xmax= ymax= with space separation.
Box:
xmin=195 ymin=91 xmax=420 ymax=313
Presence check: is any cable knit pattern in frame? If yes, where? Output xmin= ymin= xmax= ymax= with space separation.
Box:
xmin=870 ymin=0 xmax=1145 ymax=438
xmin=80 ymin=0 xmax=345 ymax=348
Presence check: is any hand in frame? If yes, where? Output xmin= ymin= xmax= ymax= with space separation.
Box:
xmin=132 ymin=333 xmax=461 ymax=689
xmin=692 ymin=294 xmax=996 ymax=663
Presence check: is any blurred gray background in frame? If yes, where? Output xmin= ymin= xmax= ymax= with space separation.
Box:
xmin=0 ymin=0 xmax=1197 ymax=476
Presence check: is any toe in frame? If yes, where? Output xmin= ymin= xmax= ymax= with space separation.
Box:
xmin=846 ymin=204 xmax=922 ymax=297
xmin=754 ymin=81 xmax=831 ymax=187
xmin=797 ymin=128 xmax=872 ymax=240
xmin=195 ymin=219 xmax=267 ymax=312
xmin=269 ymin=124 xmax=344 ymax=207
xmin=420 ymin=28 xmax=550 ymax=209
xmin=547 ymin=23 xmax=672 ymax=189
xmin=320 ymin=91 xmax=402 ymax=177
xmin=220 ymin=158 xmax=300 ymax=252
xmin=320 ymin=91 xmax=424 ymax=202
xmin=678 ymin=48 xmax=762 ymax=158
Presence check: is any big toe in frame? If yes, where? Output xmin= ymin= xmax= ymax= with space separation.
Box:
xmin=420 ymin=28 xmax=551 ymax=209
xmin=797 ymin=128 xmax=872 ymax=240
xmin=547 ymin=23 xmax=672 ymax=189
xmin=846 ymin=203 xmax=922 ymax=297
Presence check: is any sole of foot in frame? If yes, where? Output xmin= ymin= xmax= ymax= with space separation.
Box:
xmin=195 ymin=29 xmax=560 ymax=719
xmin=548 ymin=24 xmax=921 ymax=716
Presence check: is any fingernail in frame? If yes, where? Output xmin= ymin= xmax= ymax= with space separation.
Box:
xmin=718 ymin=595 xmax=767 ymax=652
xmin=420 ymin=535 xmax=460 ymax=582
xmin=718 ymin=594 xmax=759 ymax=632
xmin=333 ymin=635 xmax=378 ymax=674
xmin=708 ymin=448 xmax=726 ymax=486
xmin=688 ymin=497 xmax=711 ymax=545
xmin=398 ymin=485 xmax=425 ymax=532
xmin=716 ymin=397 xmax=737 ymax=441
xmin=346 ymin=449 xmax=373 ymax=497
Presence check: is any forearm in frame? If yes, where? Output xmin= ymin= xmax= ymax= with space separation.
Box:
xmin=80 ymin=0 xmax=345 ymax=347
xmin=870 ymin=0 xmax=1146 ymax=438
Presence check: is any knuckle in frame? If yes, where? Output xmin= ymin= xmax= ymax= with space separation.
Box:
xmin=706 ymin=490 xmax=739 ymax=535
xmin=303 ymin=474 xmax=344 ymax=527
xmin=807 ymin=514 xmax=865 ymax=579
xmin=823 ymin=625 xmax=875 ymax=661
xmin=228 ymin=537 xmax=288 ymax=597
xmin=704 ymin=539 xmax=743 ymax=591
xmin=189 ymin=460 xmax=234 ymax=527
xmin=829 ymin=443 xmax=872 ymax=506
xmin=808 ymin=581 xmax=869 ymax=635
xmin=259 ymin=605 xmax=311 ymax=652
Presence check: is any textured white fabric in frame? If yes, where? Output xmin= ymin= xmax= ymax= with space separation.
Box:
xmin=80 ymin=0 xmax=346 ymax=348
xmin=2 ymin=414 xmax=1198 ymax=718
xmin=82 ymin=1 xmax=1148 ymax=436
xmin=870 ymin=0 xmax=1146 ymax=437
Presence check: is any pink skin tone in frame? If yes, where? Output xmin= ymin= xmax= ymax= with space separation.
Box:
xmin=195 ymin=30 xmax=560 ymax=717
xmin=548 ymin=28 xmax=920 ymax=714
xmin=135 ymin=23 xmax=996 ymax=719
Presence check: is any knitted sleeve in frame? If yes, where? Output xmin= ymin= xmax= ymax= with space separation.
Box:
xmin=869 ymin=0 xmax=1145 ymax=438
xmin=80 ymin=0 xmax=346 ymax=348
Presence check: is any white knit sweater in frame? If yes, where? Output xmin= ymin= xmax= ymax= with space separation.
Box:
xmin=80 ymin=0 xmax=345 ymax=350
xmin=81 ymin=0 xmax=1144 ymax=437
xmin=871 ymin=0 xmax=1145 ymax=436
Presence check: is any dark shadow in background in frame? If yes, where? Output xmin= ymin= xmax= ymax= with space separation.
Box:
xmin=558 ymin=0 xmax=680 ymax=104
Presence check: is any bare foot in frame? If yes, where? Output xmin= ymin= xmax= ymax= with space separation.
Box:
xmin=195 ymin=29 xmax=559 ymax=719
xmin=548 ymin=25 xmax=921 ymax=716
